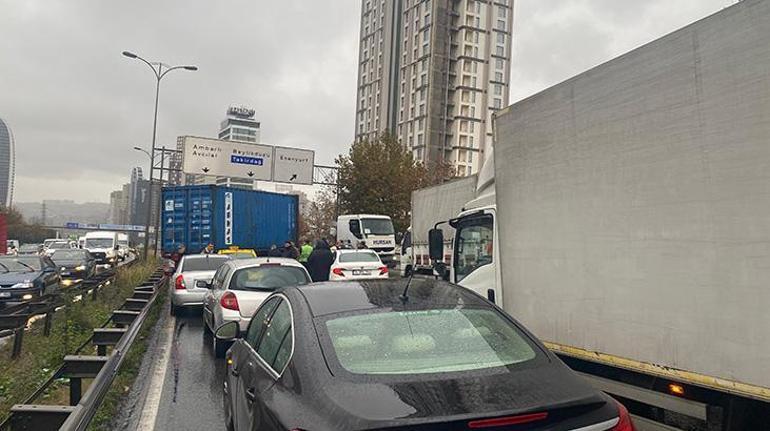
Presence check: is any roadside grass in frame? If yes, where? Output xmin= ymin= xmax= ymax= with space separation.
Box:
xmin=0 ymin=260 xmax=157 ymax=424
xmin=87 ymin=286 xmax=166 ymax=430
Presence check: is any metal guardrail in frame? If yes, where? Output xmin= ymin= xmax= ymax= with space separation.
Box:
xmin=0 ymin=265 xmax=167 ymax=431
xmin=0 ymin=257 xmax=137 ymax=359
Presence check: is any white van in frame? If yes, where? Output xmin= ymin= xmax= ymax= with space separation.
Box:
xmin=117 ymin=233 xmax=130 ymax=261
xmin=336 ymin=215 xmax=396 ymax=265
xmin=84 ymin=231 xmax=119 ymax=264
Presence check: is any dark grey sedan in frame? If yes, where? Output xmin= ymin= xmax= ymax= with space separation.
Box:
xmin=0 ymin=255 xmax=61 ymax=303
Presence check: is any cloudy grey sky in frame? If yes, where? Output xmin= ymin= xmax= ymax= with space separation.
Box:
xmin=0 ymin=0 xmax=737 ymax=204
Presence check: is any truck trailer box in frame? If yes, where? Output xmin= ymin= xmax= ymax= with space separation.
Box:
xmin=494 ymin=0 xmax=770 ymax=397
xmin=161 ymin=185 xmax=298 ymax=254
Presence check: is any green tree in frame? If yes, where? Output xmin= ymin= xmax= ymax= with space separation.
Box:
xmin=300 ymin=186 xmax=337 ymax=242
xmin=336 ymin=134 xmax=454 ymax=234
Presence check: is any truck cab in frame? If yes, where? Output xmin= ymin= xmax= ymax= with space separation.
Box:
xmin=336 ymin=214 xmax=396 ymax=265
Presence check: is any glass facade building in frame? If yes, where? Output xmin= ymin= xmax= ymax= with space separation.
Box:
xmin=0 ymin=118 xmax=16 ymax=208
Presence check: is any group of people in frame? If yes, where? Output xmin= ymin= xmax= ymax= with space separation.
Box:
xmin=168 ymin=238 xmax=363 ymax=283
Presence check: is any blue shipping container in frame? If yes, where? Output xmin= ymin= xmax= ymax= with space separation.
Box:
xmin=161 ymin=185 xmax=299 ymax=254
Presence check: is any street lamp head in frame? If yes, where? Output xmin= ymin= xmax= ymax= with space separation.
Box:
xmin=183 ymin=65 xmax=198 ymax=71
xmin=132 ymin=146 xmax=143 ymax=151
xmin=122 ymin=51 xmax=138 ymax=59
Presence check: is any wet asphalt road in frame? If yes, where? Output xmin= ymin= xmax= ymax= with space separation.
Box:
xmin=153 ymin=307 xmax=228 ymax=431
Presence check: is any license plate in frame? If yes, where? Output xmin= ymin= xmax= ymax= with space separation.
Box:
xmin=0 ymin=292 xmax=10 ymax=298
xmin=352 ymin=270 xmax=371 ymax=276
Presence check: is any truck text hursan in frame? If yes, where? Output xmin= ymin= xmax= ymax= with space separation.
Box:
xmin=425 ymin=1 xmax=770 ymax=428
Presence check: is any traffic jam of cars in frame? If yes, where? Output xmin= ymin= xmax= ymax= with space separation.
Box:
xmin=166 ymin=239 xmax=634 ymax=431
xmin=0 ymin=231 xmax=132 ymax=304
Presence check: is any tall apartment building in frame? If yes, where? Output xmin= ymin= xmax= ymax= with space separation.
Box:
xmin=355 ymin=0 xmax=514 ymax=176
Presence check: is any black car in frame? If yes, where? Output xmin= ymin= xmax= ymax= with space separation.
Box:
xmin=51 ymin=249 xmax=97 ymax=280
xmin=0 ymin=255 xmax=61 ymax=304
xmin=215 ymin=279 xmax=634 ymax=431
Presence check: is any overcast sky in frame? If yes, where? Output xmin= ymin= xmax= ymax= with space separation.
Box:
xmin=0 ymin=0 xmax=737 ymax=204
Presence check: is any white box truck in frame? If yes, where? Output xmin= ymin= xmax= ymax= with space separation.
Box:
xmin=401 ymin=175 xmax=477 ymax=276
xmin=425 ymin=1 xmax=770 ymax=428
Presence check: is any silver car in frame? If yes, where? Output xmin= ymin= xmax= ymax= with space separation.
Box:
xmin=202 ymin=258 xmax=311 ymax=357
xmin=170 ymin=254 xmax=231 ymax=315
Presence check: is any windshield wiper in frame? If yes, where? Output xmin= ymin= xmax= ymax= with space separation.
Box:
xmin=16 ymin=261 xmax=36 ymax=272
xmin=0 ymin=263 xmax=9 ymax=273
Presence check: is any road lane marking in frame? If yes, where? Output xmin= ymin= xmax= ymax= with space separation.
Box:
xmin=136 ymin=313 xmax=175 ymax=431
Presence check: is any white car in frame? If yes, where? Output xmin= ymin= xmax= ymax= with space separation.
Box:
xmin=329 ymin=249 xmax=389 ymax=281
xmin=202 ymin=258 xmax=311 ymax=357
xmin=170 ymin=254 xmax=231 ymax=315
xmin=45 ymin=240 xmax=76 ymax=257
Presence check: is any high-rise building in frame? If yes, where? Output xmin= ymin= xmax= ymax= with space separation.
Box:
xmin=127 ymin=167 xmax=144 ymax=223
xmin=109 ymin=184 xmax=130 ymax=225
xmin=0 ymin=118 xmax=16 ymax=208
xmin=354 ymin=0 xmax=514 ymax=176
xmin=354 ymin=0 xmax=403 ymax=142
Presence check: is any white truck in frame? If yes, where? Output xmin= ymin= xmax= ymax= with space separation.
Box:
xmin=400 ymin=175 xmax=477 ymax=276
xmin=336 ymin=215 xmax=396 ymax=265
xmin=84 ymin=231 xmax=120 ymax=265
xmin=425 ymin=1 xmax=770 ymax=429
xmin=117 ymin=233 xmax=130 ymax=261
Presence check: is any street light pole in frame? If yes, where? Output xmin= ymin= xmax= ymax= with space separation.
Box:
xmin=123 ymin=51 xmax=197 ymax=260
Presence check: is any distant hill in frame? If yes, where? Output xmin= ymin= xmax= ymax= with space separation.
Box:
xmin=14 ymin=200 xmax=110 ymax=227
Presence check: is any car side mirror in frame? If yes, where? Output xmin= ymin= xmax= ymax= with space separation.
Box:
xmin=215 ymin=321 xmax=239 ymax=341
xmin=196 ymin=280 xmax=212 ymax=289
xmin=428 ymin=228 xmax=444 ymax=262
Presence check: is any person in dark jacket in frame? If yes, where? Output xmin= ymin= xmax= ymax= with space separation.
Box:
xmin=307 ymin=239 xmax=335 ymax=282
xmin=268 ymin=244 xmax=282 ymax=257
xmin=280 ymin=241 xmax=300 ymax=260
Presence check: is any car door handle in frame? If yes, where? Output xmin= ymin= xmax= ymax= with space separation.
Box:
xmin=245 ymin=387 xmax=257 ymax=404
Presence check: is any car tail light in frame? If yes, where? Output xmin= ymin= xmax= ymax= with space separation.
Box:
xmin=612 ymin=400 xmax=635 ymax=431
xmin=220 ymin=292 xmax=240 ymax=311
xmin=332 ymin=268 xmax=345 ymax=277
xmin=174 ymin=275 xmax=186 ymax=290
xmin=468 ymin=412 xmax=548 ymax=428
xmin=379 ymin=266 xmax=388 ymax=275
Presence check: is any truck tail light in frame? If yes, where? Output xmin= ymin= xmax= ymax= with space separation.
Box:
xmin=332 ymin=268 xmax=345 ymax=277
xmin=379 ymin=266 xmax=388 ymax=275
xmin=220 ymin=292 xmax=240 ymax=311
xmin=174 ymin=275 xmax=186 ymax=290
xmin=612 ymin=400 xmax=635 ymax=431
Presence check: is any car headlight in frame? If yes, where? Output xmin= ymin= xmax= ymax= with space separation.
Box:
xmin=75 ymin=265 xmax=86 ymax=271
xmin=11 ymin=282 xmax=34 ymax=289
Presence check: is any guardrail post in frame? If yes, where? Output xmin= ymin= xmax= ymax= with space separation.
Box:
xmin=69 ymin=378 xmax=82 ymax=406
xmin=43 ymin=312 xmax=53 ymax=336
xmin=12 ymin=328 xmax=24 ymax=359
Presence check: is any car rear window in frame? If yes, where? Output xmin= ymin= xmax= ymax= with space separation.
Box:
xmin=229 ymin=266 xmax=310 ymax=292
xmin=182 ymin=256 xmax=230 ymax=272
xmin=322 ymin=308 xmax=537 ymax=375
xmin=338 ymin=252 xmax=380 ymax=263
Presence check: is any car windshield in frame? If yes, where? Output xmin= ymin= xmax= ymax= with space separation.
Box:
xmin=49 ymin=242 xmax=70 ymax=249
xmin=229 ymin=266 xmax=310 ymax=291
xmin=52 ymin=250 xmax=87 ymax=260
xmin=182 ymin=256 xmax=230 ymax=272
xmin=85 ymin=238 xmax=113 ymax=248
xmin=19 ymin=245 xmax=39 ymax=252
xmin=322 ymin=308 xmax=537 ymax=375
xmin=0 ymin=257 xmax=41 ymax=272
xmin=118 ymin=240 xmax=128 ymax=246
xmin=339 ymin=251 xmax=380 ymax=263
xmin=361 ymin=218 xmax=394 ymax=236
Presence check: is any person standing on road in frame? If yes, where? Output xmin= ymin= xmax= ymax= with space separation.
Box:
xmin=307 ymin=239 xmax=335 ymax=282
xmin=281 ymin=241 xmax=299 ymax=259
xmin=201 ymin=243 xmax=215 ymax=254
xmin=299 ymin=240 xmax=313 ymax=266
xmin=268 ymin=244 xmax=282 ymax=257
